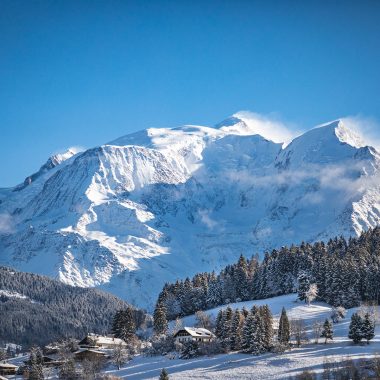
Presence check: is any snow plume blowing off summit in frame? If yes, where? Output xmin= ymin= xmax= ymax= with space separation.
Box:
xmin=1 ymin=112 xmax=380 ymax=310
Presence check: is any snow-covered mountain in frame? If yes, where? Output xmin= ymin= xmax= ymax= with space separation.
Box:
xmin=1 ymin=114 xmax=380 ymax=310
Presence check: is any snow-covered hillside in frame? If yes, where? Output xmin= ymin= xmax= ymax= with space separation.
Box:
xmin=102 ymin=294 xmax=380 ymax=379
xmin=1 ymin=114 xmax=380 ymax=309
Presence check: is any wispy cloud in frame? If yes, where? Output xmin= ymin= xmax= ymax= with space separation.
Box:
xmin=198 ymin=209 xmax=223 ymax=231
xmin=233 ymin=111 xmax=302 ymax=146
xmin=223 ymin=160 xmax=377 ymax=204
xmin=341 ymin=115 xmax=380 ymax=150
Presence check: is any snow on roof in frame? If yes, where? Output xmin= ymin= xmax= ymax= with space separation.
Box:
xmin=175 ymin=327 xmax=215 ymax=338
xmin=84 ymin=334 xmax=127 ymax=346
xmin=75 ymin=348 xmax=106 ymax=355
xmin=0 ymin=362 xmax=18 ymax=368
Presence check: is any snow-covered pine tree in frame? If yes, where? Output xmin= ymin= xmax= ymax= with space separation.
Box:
xmin=278 ymin=307 xmax=290 ymax=346
xmin=215 ymin=309 xmax=224 ymax=339
xmin=206 ymin=273 xmax=222 ymax=308
xmin=348 ymin=313 xmax=363 ymax=344
xmin=242 ymin=310 xmax=255 ymax=351
xmin=249 ymin=306 xmax=266 ymax=355
xmin=112 ymin=307 xmax=136 ymax=342
xmin=235 ymin=254 xmax=250 ymax=301
xmin=230 ymin=309 xmax=245 ymax=351
xmin=221 ymin=306 xmax=234 ymax=351
xmin=121 ymin=307 xmax=136 ymax=342
xmin=362 ymin=312 xmax=375 ymax=344
xmin=321 ymin=319 xmax=333 ymax=344
xmin=153 ymin=302 xmax=168 ymax=335
xmin=260 ymin=305 xmax=274 ymax=351
xmin=179 ymin=278 xmax=195 ymax=316
xmin=297 ymin=272 xmax=310 ymax=303
xmin=111 ymin=310 xmax=122 ymax=337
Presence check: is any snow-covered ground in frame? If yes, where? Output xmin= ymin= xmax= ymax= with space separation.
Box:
xmin=102 ymin=294 xmax=380 ymax=379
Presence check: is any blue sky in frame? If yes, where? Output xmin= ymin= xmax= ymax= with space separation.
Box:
xmin=1 ymin=0 xmax=380 ymax=186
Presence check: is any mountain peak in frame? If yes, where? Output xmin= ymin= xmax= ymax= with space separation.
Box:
xmin=314 ymin=119 xmax=365 ymax=148
xmin=13 ymin=148 xmax=79 ymax=191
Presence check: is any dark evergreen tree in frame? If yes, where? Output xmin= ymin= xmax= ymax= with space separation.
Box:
xmin=242 ymin=311 xmax=255 ymax=351
xmin=230 ymin=309 xmax=245 ymax=351
xmin=220 ymin=306 xmax=234 ymax=351
xmin=278 ymin=307 xmax=290 ymax=346
xmin=235 ymin=254 xmax=250 ymax=301
xmin=362 ymin=313 xmax=375 ymax=344
xmin=153 ymin=302 xmax=168 ymax=335
xmin=260 ymin=305 xmax=274 ymax=350
xmin=215 ymin=309 xmax=224 ymax=339
xmin=249 ymin=306 xmax=265 ymax=355
xmin=348 ymin=313 xmax=363 ymax=344
xmin=321 ymin=319 xmax=333 ymax=344
xmin=297 ymin=272 xmax=310 ymax=303
xmin=112 ymin=307 xmax=136 ymax=342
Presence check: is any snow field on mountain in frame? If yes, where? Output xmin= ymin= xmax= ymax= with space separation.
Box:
xmin=2 ymin=115 xmax=380 ymax=309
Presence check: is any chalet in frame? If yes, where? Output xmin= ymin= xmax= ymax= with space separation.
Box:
xmin=0 ymin=362 xmax=18 ymax=376
xmin=173 ymin=327 xmax=215 ymax=343
xmin=79 ymin=333 xmax=127 ymax=349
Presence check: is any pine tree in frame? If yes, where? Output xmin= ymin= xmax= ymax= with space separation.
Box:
xmin=112 ymin=307 xmax=136 ymax=343
xmin=159 ymin=368 xmax=169 ymax=380
xmin=250 ymin=307 xmax=265 ymax=355
xmin=230 ymin=309 xmax=245 ymax=351
xmin=260 ymin=305 xmax=274 ymax=350
xmin=348 ymin=313 xmax=363 ymax=344
xmin=221 ymin=306 xmax=234 ymax=351
xmin=153 ymin=302 xmax=168 ymax=335
xmin=215 ymin=309 xmax=224 ymax=339
xmin=362 ymin=313 xmax=375 ymax=344
xmin=242 ymin=306 xmax=266 ymax=355
xmin=297 ymin=272 xmax=310 ymax=303
xmin=206 ymin=274 xmax=222 ymax=307
xmin=235 ymin=254 xmax=250 ymax=301
xmin=278 ymin=307 xmax=290 ymax=346
xmin=321 ymin=319 xmax=333 ymax=344
xmin=242 ymin=311 xmax=255 ymax=351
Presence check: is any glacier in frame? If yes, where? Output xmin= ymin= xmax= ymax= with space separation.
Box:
xmin=1 ymin=114 xmax=380 ymax=310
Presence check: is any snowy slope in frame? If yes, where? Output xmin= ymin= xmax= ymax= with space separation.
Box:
xmin=103 ymin=294 xmax=380 ymax=380
xmin=1 ymin=115 xmax=380 ymax=309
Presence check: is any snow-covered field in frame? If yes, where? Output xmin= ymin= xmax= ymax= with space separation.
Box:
xmin=103 ymin=294 xmax=380 ymax=379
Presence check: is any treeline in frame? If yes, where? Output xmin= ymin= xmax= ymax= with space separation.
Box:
xmin=156 ymin=227 xmax=380 ymax=320
xmin=0 ymin=266 xmax=146 ymax=347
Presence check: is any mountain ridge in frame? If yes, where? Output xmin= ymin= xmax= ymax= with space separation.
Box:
xmin=1 ymin=114 xmax=380 ymax=310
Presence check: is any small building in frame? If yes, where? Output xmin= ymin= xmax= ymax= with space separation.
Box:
xmin=173 ymin=327 xmax=215 ymax=343
xmin=79 ymin=334 xmax=127 ymax=349
xmin=0 ymin=362 xmax=18 ymax=376
xmin=74 ymin=349 xmax=107 ymax=362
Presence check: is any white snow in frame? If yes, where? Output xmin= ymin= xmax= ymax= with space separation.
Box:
xmin=1 ymin=115 xmax=380 ymax=309
xmin=101 ymin=294 xmax=380 ymax=379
